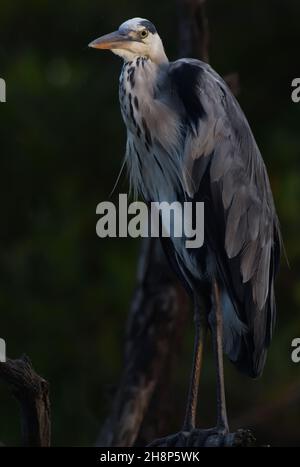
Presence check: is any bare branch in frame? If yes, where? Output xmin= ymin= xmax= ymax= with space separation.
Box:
xmin=177 ymin=0 xmax=210 ymax=61
xmin=148 ymin=428 xmax=256 ymax=447
xmin=97 ymin=238 xmax=188 ymax=447
xmin=0 ymin=355 xmax=51 ymax=447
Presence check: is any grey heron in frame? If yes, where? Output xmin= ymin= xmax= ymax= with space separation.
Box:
xmin=89 ymin=18 xmax=281 ymax=439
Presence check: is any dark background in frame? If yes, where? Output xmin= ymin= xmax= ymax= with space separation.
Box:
xmin=0 ymin=0 xmax=299 ymax=446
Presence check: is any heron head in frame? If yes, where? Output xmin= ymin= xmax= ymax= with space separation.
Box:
xmin=88 ymin=18 xmax=168 ymax=64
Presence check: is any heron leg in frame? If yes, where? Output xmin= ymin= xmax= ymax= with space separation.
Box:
xmin=211 ymin=278 xmax=229 ymax=432
xmin=182 ymin=304 xmax=207 ymax=431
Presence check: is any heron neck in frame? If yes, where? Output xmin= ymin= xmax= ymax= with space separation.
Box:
xmin=151 ymin=50 xmax=169 ymax=66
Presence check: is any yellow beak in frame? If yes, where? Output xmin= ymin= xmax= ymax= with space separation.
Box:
xmin=88 ymin=31 xmax=132 ymax=50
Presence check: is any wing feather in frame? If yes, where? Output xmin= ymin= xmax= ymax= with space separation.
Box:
xmin=169 ymin=59 xmax=281 ymax=376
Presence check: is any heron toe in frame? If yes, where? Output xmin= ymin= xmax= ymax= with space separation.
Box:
xmin=148 ymin=426 xmax=232 ymax=447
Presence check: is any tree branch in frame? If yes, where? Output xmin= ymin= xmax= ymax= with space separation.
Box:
xmin=148 ymin=428 xmax=256 ymax=447
xmin=177 ymin=0 xmax=210 ymax=61
xmin=97 ymin=238 xmax=188 ymax=447
xmin=0 ymin=355 xmax=51 ymax=447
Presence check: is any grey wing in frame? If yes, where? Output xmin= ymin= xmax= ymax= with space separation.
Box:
xmin=169 ymin=59 xmax=281 ymax=377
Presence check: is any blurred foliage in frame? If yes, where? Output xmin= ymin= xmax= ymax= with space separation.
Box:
xmin=0 ymin=0 xmax=299 ymax=446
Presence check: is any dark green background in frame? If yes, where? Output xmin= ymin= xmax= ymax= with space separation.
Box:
xmin=0 ymin=0 xmax=299 ymax=446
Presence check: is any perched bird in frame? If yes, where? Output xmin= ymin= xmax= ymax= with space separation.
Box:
xmin=89 ymin=18 xmax=281 ymax=438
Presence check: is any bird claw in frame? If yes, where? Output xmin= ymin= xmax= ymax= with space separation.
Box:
xmin=147 ymin=430 xmax=190 ymax=447
xmin=148 ymin=427 xmax=231 ymax=447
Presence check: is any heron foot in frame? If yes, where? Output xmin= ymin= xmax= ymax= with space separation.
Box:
xmin=148 ymin=426 xmax=232 ymax=447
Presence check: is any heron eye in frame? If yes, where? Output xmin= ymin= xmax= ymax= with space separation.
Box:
xmin=140 ymin=29 xmax=148 ymax=39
